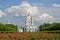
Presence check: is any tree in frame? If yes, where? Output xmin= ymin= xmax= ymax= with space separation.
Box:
xmin=0 ymin=23 xmax=18 ymax=32
xmin=39 ymin=23 xmax=60 ymax=31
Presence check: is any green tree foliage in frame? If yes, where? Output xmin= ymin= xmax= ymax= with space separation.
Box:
xmin=0 ymin=23 xmax=18 ymax=32
xmin=39 ymin=23 xmax=60 ymax=31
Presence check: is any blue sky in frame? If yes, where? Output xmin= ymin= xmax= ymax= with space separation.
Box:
xmin=0 ymin=0 xmax=60 ymax=27
xmin=0 ymin=0 xmax=60 ymax=9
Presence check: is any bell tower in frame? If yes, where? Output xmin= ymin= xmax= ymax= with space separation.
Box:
xmin=25 ymin=10 xmax=36 ymax=32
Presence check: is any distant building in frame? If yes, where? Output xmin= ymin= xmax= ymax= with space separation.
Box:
xmin=19 ymin=28 xmax=23 ymax=32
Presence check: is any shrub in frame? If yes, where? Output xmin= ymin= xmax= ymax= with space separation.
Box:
xmin=31 ymin=37 xmax=36 ymax=40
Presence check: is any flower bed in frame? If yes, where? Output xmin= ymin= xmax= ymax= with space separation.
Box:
xmin=0 ymin=32 xmax=60 ymax=40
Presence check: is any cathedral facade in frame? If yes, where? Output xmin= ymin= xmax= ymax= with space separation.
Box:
xmin=19 ymin=10 xmax=39 ymax=32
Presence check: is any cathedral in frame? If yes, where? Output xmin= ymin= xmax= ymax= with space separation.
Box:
xmin=19 ymin=10 xmax=39 ymax=32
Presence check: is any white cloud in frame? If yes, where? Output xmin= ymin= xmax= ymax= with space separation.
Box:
xmin=52 ymin=4 xmax=60 ymax=7
xmin=0 ymin=10 xmax=6 ymax=18
xmin=39 ymin=13 xmax=53 ymax=23
xmin=4 ymin=1 xmax=60 ymax=23
xmin=5 ymin=1 xmax=38 ymax=17
xmin=15 ymin=14 xmax=20 ymax=17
